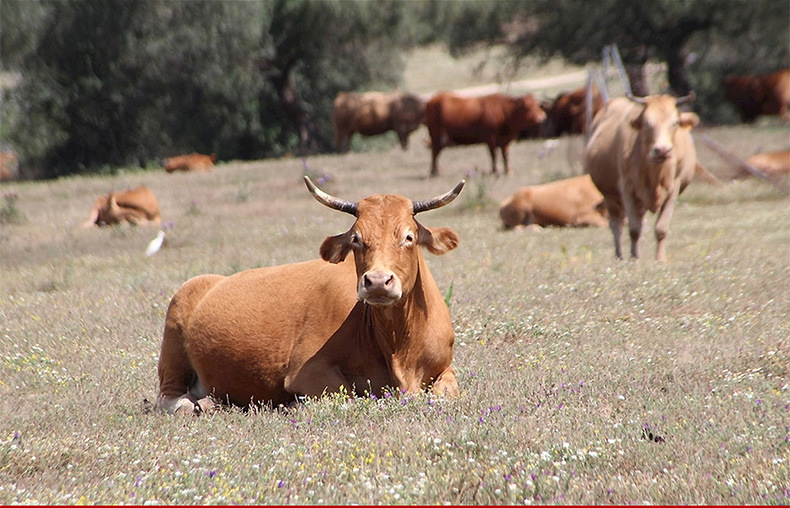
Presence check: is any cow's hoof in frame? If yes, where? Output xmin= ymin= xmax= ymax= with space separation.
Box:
xmin=173 ymin=398 xmax=198 ymax=415
xmin=196 ymin=397 xmax=216 ymax=414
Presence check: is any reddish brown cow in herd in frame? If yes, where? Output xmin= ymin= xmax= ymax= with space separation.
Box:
xmin=333 ymin=91 xmax=426 ymax=152
xmin=723 ymin=69 xmax=790 ymax=123
xmin=156 ymin=177 xmax=465 ymax=414
xmin=425 ymin=92 xmax=546 ymax=176
xmin=542 ymin=87 xmax=604 ymax=137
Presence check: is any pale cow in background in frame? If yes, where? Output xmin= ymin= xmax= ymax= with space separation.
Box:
xmin=585 ymin=94 xmax=699 ymax=262
xmin=499 ymin=174 xmax=607 ymax=230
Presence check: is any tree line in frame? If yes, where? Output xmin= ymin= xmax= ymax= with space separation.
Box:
xmin=1 ymin=0 xmax=786 ymax=180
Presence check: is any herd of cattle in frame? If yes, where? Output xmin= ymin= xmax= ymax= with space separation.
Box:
xmin=64 ymin=68 xmax=790 ymax=413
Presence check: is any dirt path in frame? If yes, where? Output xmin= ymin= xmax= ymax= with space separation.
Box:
xmin=417 ymin=69 xmax=589 ymax=100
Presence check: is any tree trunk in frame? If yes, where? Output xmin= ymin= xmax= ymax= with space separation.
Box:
xmin=625 ymin=63 xmax=650 ymax=96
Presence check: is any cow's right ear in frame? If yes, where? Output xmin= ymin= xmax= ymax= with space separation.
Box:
xmin=319 ymin=232 xmax=352 ymax=264
xmin=679 ymin=112 xmax=699 ymax=129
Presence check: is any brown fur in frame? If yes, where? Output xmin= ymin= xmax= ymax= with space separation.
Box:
xmin=83 ymin=185 xmax=161 ymax=228
xmin=585 ymin=95 xmax=699 ymax=262
xmin=499 ymin=174 xmax=607 ymax=229
xmin=155 ymin=183 xmax=463 ymax=414
xmin=737 ymin=150 xmax=790 ymax=179
xmin=333 ymin=91 xmax=426 ymax=152
xmin=163 ymin=153 xmax=217 ymax=173
xmin=425 ymin=92 xmax=547 ymax=176
xmin=543 ymin=87 xmax=604 ymax=137
xmin=0 ymin=151 xmax=18 ymax=182
xmin=723 ymin=69 xmax=790 ymax=123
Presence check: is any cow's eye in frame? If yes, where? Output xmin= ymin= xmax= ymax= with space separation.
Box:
xmin=403 ymin=232 xmax=415 ymax=245
xmin=351 ymin=232 xmax=362 ymax=248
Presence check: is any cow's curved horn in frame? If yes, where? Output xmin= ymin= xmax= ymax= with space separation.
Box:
xmin=626 ymin=93 xmax=648 ymax=105
xmin=304 ymin=175 xmax=357 ymax=216
xmin=675 ymin=91 xmax=695 ymax=106
xmin=413 ymin=180 xmax=466 ymax=214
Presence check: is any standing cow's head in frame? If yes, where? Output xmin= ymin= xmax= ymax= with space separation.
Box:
xmin=627 ymin=93 xmax=699 ymax=164
xmin=305 ymin=176 xmax=464 ymax=306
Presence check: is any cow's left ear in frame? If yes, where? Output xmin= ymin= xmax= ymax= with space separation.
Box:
xmin=630 ymin=111 xmax=644 ymax=130
xmin=679 ymin=112 xmax=699 ymax=129
xmin=320 ymin=232 xmax=352 ymax=264
xmin=417 ymin=222 xmax=459 ymax=255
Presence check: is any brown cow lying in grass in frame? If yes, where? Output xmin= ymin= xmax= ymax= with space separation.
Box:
xmin=155 ymin=176 xmax=465 ymax=414
xmin=499 ymin=174 xmax=607 ymax=230
xmin=83 ymin=185 xmax=161 ymax=228
xmin=735 ymin=150 xmax=790 ymax=179
xmin=163 ymin=153 xmax=216 ymax=173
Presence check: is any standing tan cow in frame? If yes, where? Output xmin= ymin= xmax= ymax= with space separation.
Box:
xmin=425 ymin=92 xmax=547 ymax=177
xmin=163 ymin=153 xmax=216 ymax=173
xmin=333 ymin=92 xmax=426 ymax=152
xmin=499 ymin=174 xmax=608 ymax=230
xmin=155 ymin=177 xmax=465 ymax=414
xmin=83 ymin=185 xmax=161 ymax=228
xmin=585 ymin=94 xmax=699 ymax=262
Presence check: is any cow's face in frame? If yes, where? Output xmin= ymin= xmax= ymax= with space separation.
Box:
xmin=630 ymin=95 xmax=698 ymax=164
xmin=307 ymin=178 xmax=463 ymax=306
xmin=520 ymin=95 xmax=548 ymax=126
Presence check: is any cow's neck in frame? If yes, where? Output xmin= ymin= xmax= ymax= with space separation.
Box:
xmin=363 ymin=259 xmax=437 ymax=392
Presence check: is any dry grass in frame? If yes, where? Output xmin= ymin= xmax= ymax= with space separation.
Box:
xmin=1 ymin=47 xmax=789 ymax=504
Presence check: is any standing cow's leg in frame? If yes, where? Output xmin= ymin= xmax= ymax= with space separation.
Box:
xmin=430 ymin=137 xmax=442 ymax=177
xmin=653 ymin=186 xmax=680 ymax=262
xmin=621 ymin=192 xmax=645 ymax=259
xmin=501 ymin=144 xmax=511 ymax=175
xmin=608 ymin=211 xmax=624 ymax=259
xmin=397 ymin=129 xmax=409 ymax=150
xmin=488 ymin=139 xmax=499 ymax=175
xmin=335 ymin=129 xmax=350 ymax=153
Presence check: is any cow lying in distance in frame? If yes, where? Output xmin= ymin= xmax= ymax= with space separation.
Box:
xmin=585 ymin=94 xmax=699 ymax=262
xmin=163 ymin=153 xmax=216 ymax=173
xmin=499 ymin=174 xmax=607 ymax=230
xmin=723 ymin=69 xmax=790 ymax=123
xmin=333 ymin=91 xmax=426 ymax=152
xmin=83 ymin=185 xmax=161 ymax=228
xmin=425 ymin=92 xmax=546 ymax=176
xmin=155 ymin=176 xmax=465 ymax=414
xmin=0 ymin=151 xmax=18 ymax=182
xmin=735 ymin=150 xmax=790 ymax=179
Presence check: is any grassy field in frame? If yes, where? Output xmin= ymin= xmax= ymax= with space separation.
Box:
xmin=2 ymin=47 xmax=789 ymax=504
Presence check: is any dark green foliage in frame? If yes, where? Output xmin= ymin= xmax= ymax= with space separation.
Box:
xmin=0 ymin=0 xmax=407 ymax=179
xmin=442 ymin=0 xmax=788 ymax=123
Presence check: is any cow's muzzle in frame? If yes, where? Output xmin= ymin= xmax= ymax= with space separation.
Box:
xmin=358 ymin=269 xmax=402 ymax=305
xmin=649 ymin=145 xmax=673 ymax=163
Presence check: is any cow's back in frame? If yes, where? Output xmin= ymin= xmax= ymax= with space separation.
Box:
xmin=114 ymin=186 xmax=160 ymax=221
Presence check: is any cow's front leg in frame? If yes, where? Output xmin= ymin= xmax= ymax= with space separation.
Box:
xmin=488 ymin=139 xmax=499 ymax=174
xmin=501 ymin=144 xmax=511 ymax=175
xmin=284 ymin=363 xmax=353 ymax=399
xmin=654 ymin=186 xmax=680 ymax=262
xmin=621 ymin=192 xmax=645 ymax=259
